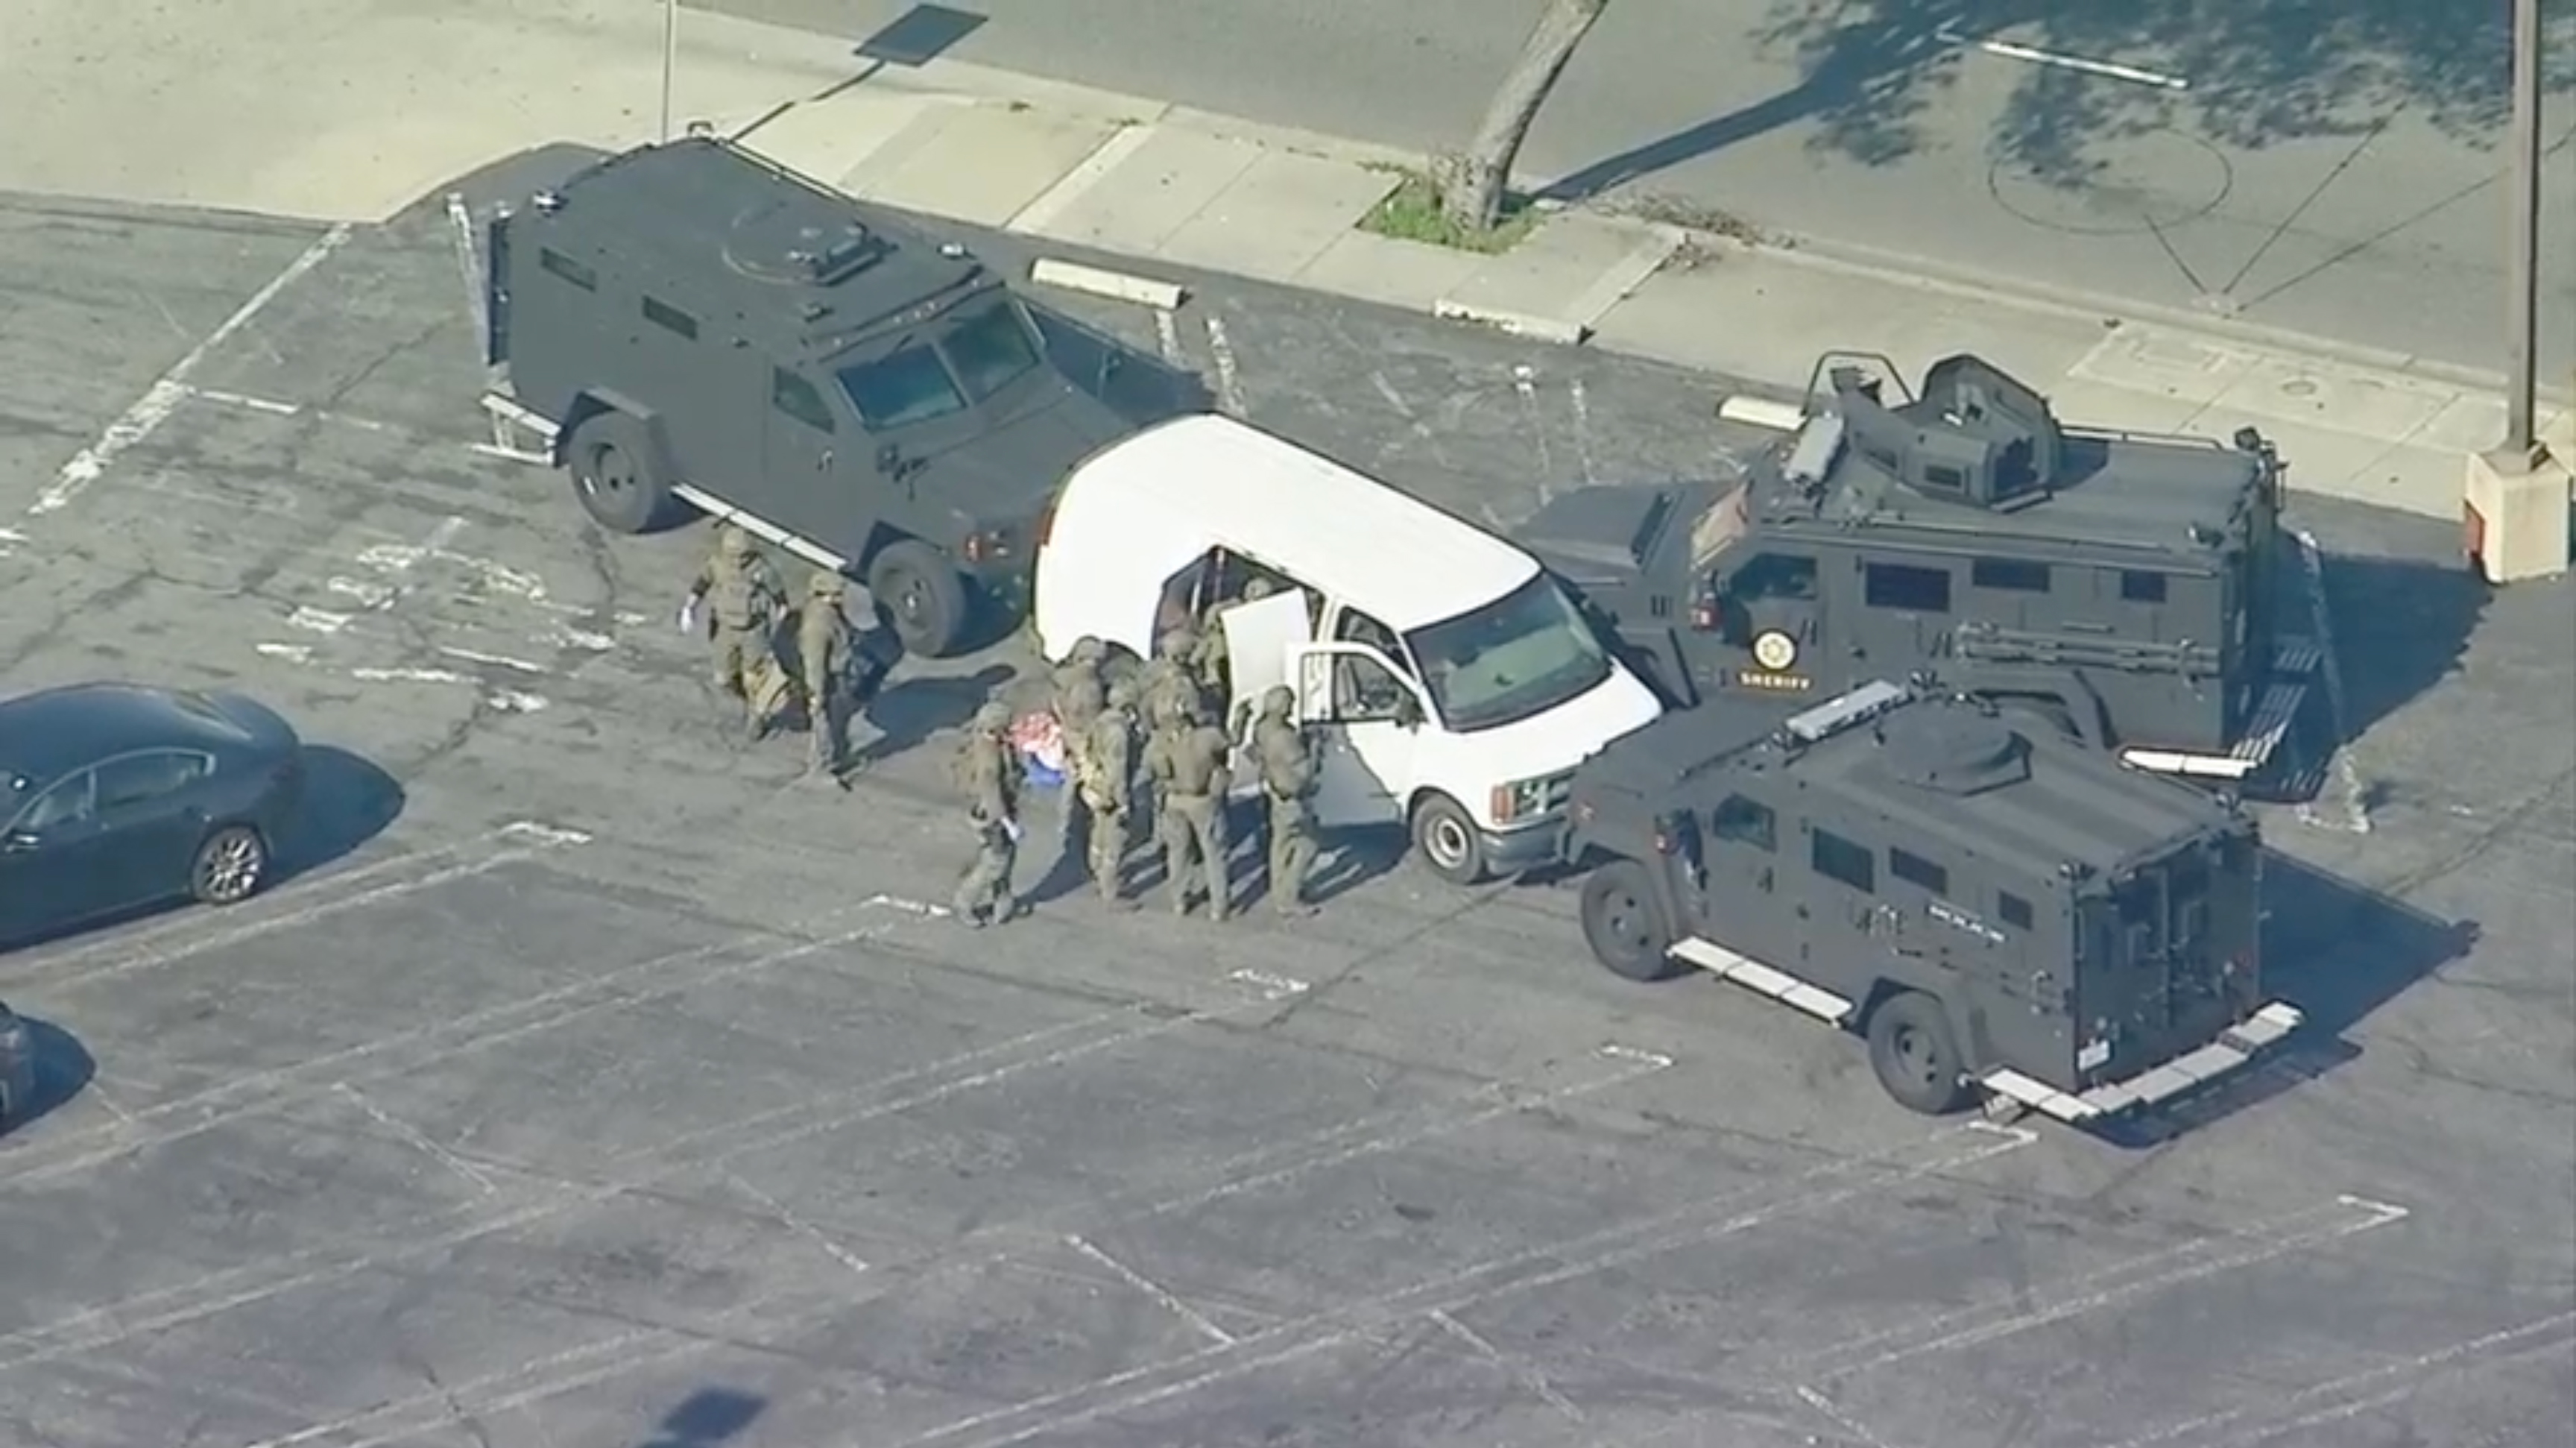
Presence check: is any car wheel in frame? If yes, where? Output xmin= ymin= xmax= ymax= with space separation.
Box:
xmin=1409 ymin=793 xmax=1488 ymax=886
xmin=1866 ymin=990 xmax=1972 ymax=1115
xmin=869 ymin=541 xmax=970 ymax=658
xmin=190 ymin=825 xmax=270 ymax=907
xmin=567 ymin=412 xmax=672 ymax=534
xmin=1579 ymin=861 xmax=1679 ymax=981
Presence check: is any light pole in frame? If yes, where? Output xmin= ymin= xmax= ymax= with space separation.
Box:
xmin=660 ymin=0 xmax=680 ymax=143
xmin=2502 ymin=0 xmax=2542 ymax=457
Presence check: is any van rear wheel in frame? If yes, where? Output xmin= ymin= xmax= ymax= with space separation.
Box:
xmin=1866 ymin=990 xmax=1971 ymax=1115
xmin=1409 ymin=793 xmax=1487 ymax=886
xmin=1580 ymin=861 xmax=1679 ymax=981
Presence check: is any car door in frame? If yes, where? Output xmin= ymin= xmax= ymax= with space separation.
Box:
xmin=1219 ymin=588 xmax=1322 ymax=801
xmin=0 ymin=769 xmax=107 ymax=934
xmin=1289 ymin=642 xmax=1420 ymax=829
xmin=92 ymin=749 xmax=212 ymax=909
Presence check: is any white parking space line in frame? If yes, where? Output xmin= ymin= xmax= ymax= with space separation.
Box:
xmin=1796 ymin=1194 xmax=2411 ymax=1381
xmin=897 ymin=1123 xmax=2038 ymax=1448
xmin=30 ymin=224 xmax=352 ymax=518
xmin=1936 ymin=26 xmax=2191 ymax=89
xmin=1069 ymin=1235 xmax=1236 ymax=1347
xmin=334 ymin=1083 xmax=496 ymax=1195
xmin=0 ymin=821 xmax=586 ymax=995
xmin=1203 ymin=313 xmax=1246 ymax=416
xmin=228 ymin=1033 xmax=1682 ymax=1448
xmin=2104 ymin=1309 xmax=2576 ymax=1448
xmin=1154 ymin=306 xmax=1182 ymax=364
xmin=443 ymin=192 xmax=489 ymax=364
xmin=1430 ymin=1308 xmax=1583 ymax=1423
xmin=1792 ymin=1385 xmax=1903 ymax=1448
xmin=727 ymin=1172 xmax=874 ymax=1282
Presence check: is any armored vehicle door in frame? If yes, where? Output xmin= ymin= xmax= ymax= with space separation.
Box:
xmin=1702 ymin=547 xmax=1832 ymax=699
xmin=1289 ymin=642 xmax=1418 ymax=829
xmin=1685 ymin=789 xmax=1801 ymax=968
xmin=762 ymin=365 xmax=845 ymax=529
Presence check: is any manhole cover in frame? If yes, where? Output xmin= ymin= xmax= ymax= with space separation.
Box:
xmin=1988 ymin=128 xmax=2234 ymax=237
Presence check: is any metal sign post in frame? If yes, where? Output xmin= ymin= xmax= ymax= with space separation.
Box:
xmin=2503 ymin=0 xmax=2543 ymax=456
xmin=660 ymin=0 xmax=681 ymax=143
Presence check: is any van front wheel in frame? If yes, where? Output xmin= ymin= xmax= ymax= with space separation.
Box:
xmin=1409 ymin=794 xmax=1488 ymax=886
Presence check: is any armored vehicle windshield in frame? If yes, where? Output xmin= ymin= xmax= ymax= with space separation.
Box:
xmin=1562 ymin=680 xmax=2302 ymax=1127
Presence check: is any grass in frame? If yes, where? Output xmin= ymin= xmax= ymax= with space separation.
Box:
xmin=1357 ymin=171 xmax=1539 ymax=254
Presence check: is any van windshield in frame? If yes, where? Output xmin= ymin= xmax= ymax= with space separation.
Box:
xmin=1405 ymin=575 xmax=1612 ymax=734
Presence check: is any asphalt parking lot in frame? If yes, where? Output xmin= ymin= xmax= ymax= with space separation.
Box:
xmin=0 ymin=170 xmax=2569 ymax=1448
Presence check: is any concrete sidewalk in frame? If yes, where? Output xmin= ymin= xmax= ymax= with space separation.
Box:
xmin=7 ymin=0 xmax=2565 ymax=528
xmin=733 ymin=72 xmax=2569 ymax=529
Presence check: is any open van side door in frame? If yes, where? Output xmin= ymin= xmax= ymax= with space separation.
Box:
xmin=1220 ymin=591 xmax=1319 ymax=800
xmin=1289 ymin=643 xmax=1416 ymax=829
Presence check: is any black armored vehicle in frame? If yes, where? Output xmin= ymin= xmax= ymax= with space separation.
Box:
xmin=1562 ymin=679 xmax=2304 ymax=1125
xmin=1518 ymin=353 xmax=2326 ymax=791
xmin=476 ymin=136 xmax=1186 ymax=655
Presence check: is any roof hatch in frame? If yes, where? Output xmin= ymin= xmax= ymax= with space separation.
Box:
xmin=1876 ymin=707 xmax=2030 ymax=796
xmin=724 ymin=201 xmax=886 ymax=286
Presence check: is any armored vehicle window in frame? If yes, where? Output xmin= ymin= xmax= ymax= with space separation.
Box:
xmin=2120 ymin=570 xmax=2168 ymax=603
xmin=1998 ymin=890 xmax=2034 ymax=930
xmin=2115 ymin=876 xmax=2164 ymax=959
xmin=1811 ymin=828 xmax=1875 ymax=893
xmin=837 ymin=344 xmax=965 ymax=431
xmin=1889 ymin=847 xmax=1948 ymax=895
xmin=1729 ymin=553 xmax=1816 ymax=602
xmin=1863 ymin=561 xmax=1951 ymax=614
xmin=643 ymin=297 xmax=698 ymax=340
xmin=1710 ymin=793 xmax=1775 ymax=852
xmin=1971 ymin=558 xmax=2051 ymax=594
xmin=771 ymin=368 xmax=836 ymax=435
xmin=537 ymin=248 xmax=596 ymax=292
xmin=941 ymin=301 xmax=1041 ymax=402
xmin=1921 ymin=463 xmax=1969 ymax=494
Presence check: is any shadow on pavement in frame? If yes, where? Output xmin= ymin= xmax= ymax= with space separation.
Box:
xmin=1 ymin=1013 xmax=95 ymax=1137
xmin=2312 ymin=547 xmax=2490 ymax=742
xmin=2103 ymin=847 xmax=2478 ymax=1148
xmin=861 ymin=662 xmax=1018 ymax=766
xmin=280 ymin=743 xmax=407 ymax=881
xmin=634 ymin=1387 xmax=764 ymax=1448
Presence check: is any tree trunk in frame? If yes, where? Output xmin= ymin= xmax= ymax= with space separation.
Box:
xmin=1439 ymin=0 xmax=1611 ymax=233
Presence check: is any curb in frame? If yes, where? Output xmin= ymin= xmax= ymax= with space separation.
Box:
xmin=1029 ymin=257 xmax=1186 ymax=312
xmin=1431 ymin=299 xmax=1588 ymax=347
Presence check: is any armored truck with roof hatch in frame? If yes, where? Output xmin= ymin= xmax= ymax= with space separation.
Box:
xmin=475 ymin=134 xmax=1186 ymax=657
xmin=1516 ymin=353 xmax=2328 ymax=793
xmin=1560 ymin=679 xmax=2304 ymax=1124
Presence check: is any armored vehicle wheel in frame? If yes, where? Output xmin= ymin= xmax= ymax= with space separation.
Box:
xmin=567 ymin=412 xmax=672 ymax=534
xmin=1579 ymin=862 xmax=1680 ymax=981
xmin=869 ymin=541 xmax=969 ymax=658
xmin=1866 ymin=990 xmax=1971 ymax=1115
xmin=1409 ymin=793 xmax=1487 ymax=885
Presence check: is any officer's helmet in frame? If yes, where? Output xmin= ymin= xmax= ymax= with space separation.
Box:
xmin=808 ymin=570 xmax=843 ymax=598
xmin=1070 ymin=636 xmax=1105 ymax=665
xmin=718 ymin=524 xmax=752 ymax=555
xmin=1260 ymin=684 xmax=1296 ymax=717
xmin=972 ymin=701 xmax=1012 ymax=734
xmin=1105 ymin=677 xmax=1140 ymax=711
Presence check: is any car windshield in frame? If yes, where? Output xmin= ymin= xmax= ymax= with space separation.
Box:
xmin=940 ymin=300 xmax=1041 ymax=403
xmin=1404 ymin=574 xmax=1613 ymax=734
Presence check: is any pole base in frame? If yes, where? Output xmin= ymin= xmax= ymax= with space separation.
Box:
xmin=2463 ymin=444 xmax=2572 ymax=585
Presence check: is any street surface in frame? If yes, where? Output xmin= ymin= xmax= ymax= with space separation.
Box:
xmin=0 ymin=158 xmax=2569 ymax=1447
xmin=701 ymin=0 xmax=2576 ymax=377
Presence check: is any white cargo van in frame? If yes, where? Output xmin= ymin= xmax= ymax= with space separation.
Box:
xmin=1031 ymin=414 xmax=1664 ymax=884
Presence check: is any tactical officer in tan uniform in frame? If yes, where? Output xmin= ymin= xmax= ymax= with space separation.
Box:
xmin=1248 ymin=684 xmax=1320 ymax=915
xmin=684 ymin=524 xmax=786 ymax=738
xmin=1050 ymin=638 xmax=1110 ymax=854
xmin=1080 ymin=676 xmax=1143 ymax=908
xmin=1143 ymin=692 xmax=1234 ymax=920
xmin=951 ymin=701 xmax=1025 ymax=927
xmin=798 ymin=570 xmax=856 ymax=776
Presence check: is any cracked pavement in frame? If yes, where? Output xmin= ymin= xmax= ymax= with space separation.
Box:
xmin=0 ymin=166 xmax=2568 ymax=1448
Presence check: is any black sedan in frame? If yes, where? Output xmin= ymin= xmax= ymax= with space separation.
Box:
xmin=1 ymin=683 xmax=305 ymax=944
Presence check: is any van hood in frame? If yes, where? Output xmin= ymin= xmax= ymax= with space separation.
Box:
xmin=1445 ymin=662 xmax=1664 ymax=822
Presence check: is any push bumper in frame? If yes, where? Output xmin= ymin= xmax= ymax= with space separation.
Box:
xmin=1980 ymin=1001 xmax=2305 ymax=1125
xmin=1482 ymin=817 xmax=1568 ymax=877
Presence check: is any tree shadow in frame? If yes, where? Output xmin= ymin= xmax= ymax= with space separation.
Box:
xmin=634 ymin=1387 xmax=765 ymax=1447
xmin=0 ymin=1013 xmax=95 ymax=1136
xmin=1550 ymin=1 xmax=2576 ymax=209
xmin=2100 ymin=847 xmax=2477 ymax=1147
